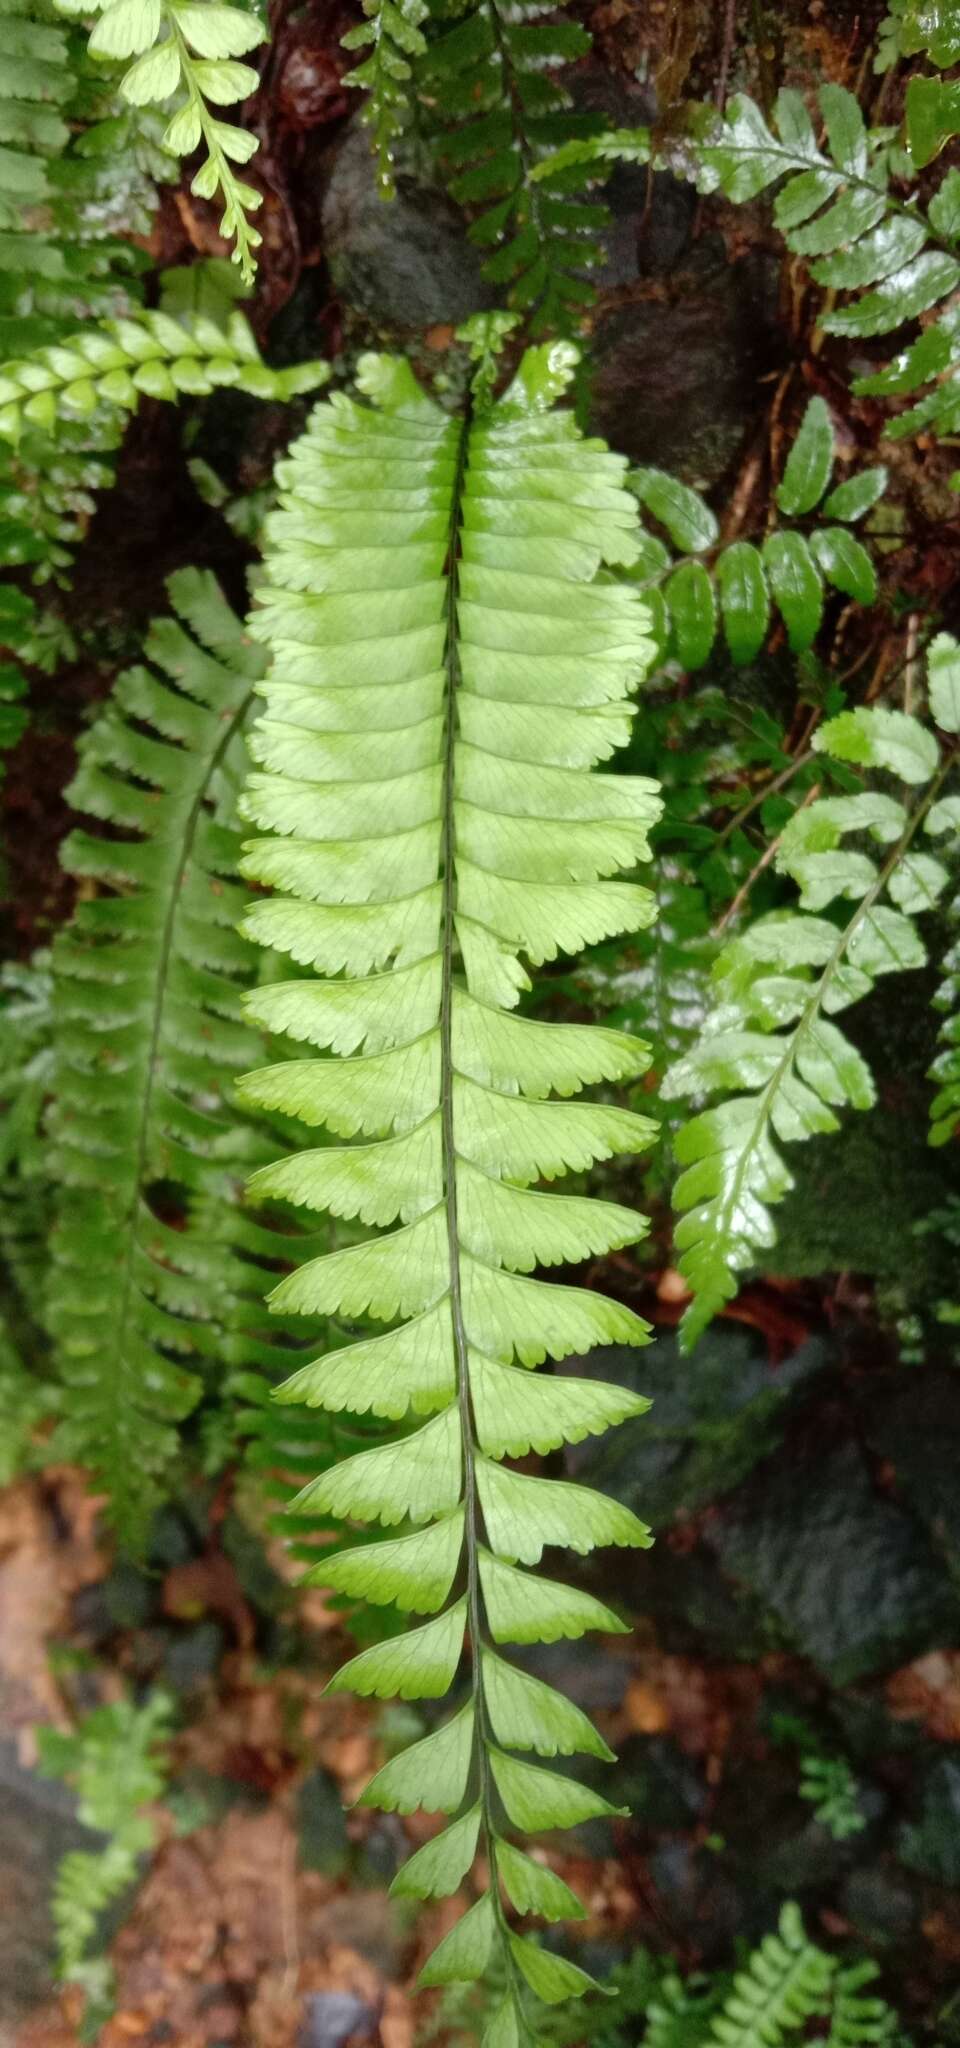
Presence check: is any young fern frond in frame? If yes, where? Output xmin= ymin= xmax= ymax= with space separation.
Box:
xmin=47 ymin=570 xmax=326 ymax=1545
xmin=238 ymin=335 xmax=659 ymax=2028
xmin=341 ymin=0 xmax=429 ymax=197
xmin=707 ymin=1903 xmax=835 ymax=2048
xmin=663 ymin=644 xmax=960 ymax=1347
xmin=631 ymin=398 xmax=883 ymax=671
xmin=57 ymin=0 xmax=268 ymax=281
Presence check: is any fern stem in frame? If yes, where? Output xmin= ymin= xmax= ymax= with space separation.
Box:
xmin=438 ymin=402 xmax=522 ymax=1999
xmin=109 ymin=685 xmax=256 ymax=1500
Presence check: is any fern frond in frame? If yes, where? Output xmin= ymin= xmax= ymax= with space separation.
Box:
xmin=239 ymin=336 xmax=659 ymax=2026
xmin=56 ymin=0 xmax=268 ymax=281
xmin=927 ymin=634 xmax=960 ymax=1146
xmin=663 ymin=655 xmax=960 ymax=1348
xmin=535 ymin=85 xmax=960 ymax=456
xmin=37 ymin=1692 xmax=172 ymax=1993
xmin=630 ymin=399 xmax=882 ymax=671
xmin=417 ymin=0 xmax=608 ymax=334
xmin=0 ymin=307 xmax=327 ymax=443
xmin=342 ymin=0 xmax=429 ymax=197
xmin=709 ymin=1903 xmax=835 ymax=2048
xmin=46 ymin=569 xmax=326 ymax=1545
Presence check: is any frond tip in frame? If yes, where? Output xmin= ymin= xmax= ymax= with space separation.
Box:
xmin=239 ymin=343 xmax=659 ymax=2026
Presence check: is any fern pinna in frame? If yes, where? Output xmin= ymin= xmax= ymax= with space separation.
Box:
xmin=237 ymin=336 xmax=660 ymax=2026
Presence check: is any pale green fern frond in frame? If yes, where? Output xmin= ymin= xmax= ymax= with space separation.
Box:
xmin=238 ymin=337 xmax=659 ymax=2030
xmin=708 ymin=1903 xmax=836 ymax=2048
xmin=46 ymin=569 xmax=329 ymax=1545
xmin=56 ymin=0 xmax=268 ymax=281
xmin=663 ymin=644 xmax=960 ymax=1348
xmin=0 ymin=307 xmax=327 ymax=443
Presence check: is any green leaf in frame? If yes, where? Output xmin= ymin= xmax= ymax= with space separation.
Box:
xmin=478 ymin=1551 xmax=628 ymax=1645
xmin=359 ymin=1706 xmax=475 ymax=1814
xmin=762 ymin=531 xmax=823 ymax=651
xmin=326 ymin=1599 xmax=466 ymax=1701
xmin=776 ymin=396 xmax=834 ymax=516
xmin=814 ymin=706 xmax=940 ymax=782
xmin=89 ymin=0 xmax=161 ymax=60
xmin=495 ymin=1838 xmax=587 ymax=1921
xmin=809 ymin=528 xmax=877 ymax=605
xmin=631 ymin=468 xmax=719 ymax=552
xmin=508 ymin=1934 xmax=607 ymax=2004
xmin=291 ymin=1407 xmax=462 ymax=1528
xmin=120 ymin=38 xmax=181 ymax=101
xmin=490 ymin=1749 xmax=627 ymax=1831
xmin=907 ymin=75 xmax=960 ymax=168
xmin=821 ymin=468 xmax=888 ymax=522
xmin=477 ymin=1458 xmax=653 ymax=1565
xmin=927 ymin=631 xmax=960 ymax=733
xmin=390 ymin=1804 xmax=482 ymax=1900
xmin=481 ymin=1650 xmax=615 ymax=1760
xmin=418 ymin=1894 xmax=497 ymax=1987
xmin=305 ymin=1512 xmax=465 ymax=1613
xmin=469 ymin=1356 xmax=650 ymax=1459
xmin=666 ymin=560 xmax=717 ymax=671
xmin=716 ymin=543 xmax=770 ymax=662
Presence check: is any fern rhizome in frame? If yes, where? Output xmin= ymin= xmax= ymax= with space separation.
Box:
xmin=233 ymin=336 xmax=661 ymax=2026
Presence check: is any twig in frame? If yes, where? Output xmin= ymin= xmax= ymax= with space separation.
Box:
xmin=714 ymin=780 xmax=821 ymax=935
xmin=904 ymin=611 xmax=920 ymax=713
xmin=716 ymin=0 xmax=737 ymax=111
xmin=712 ymin=745 xmax=818 ymax=853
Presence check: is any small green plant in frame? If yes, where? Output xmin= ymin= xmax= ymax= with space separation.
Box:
xmin=36 ymin=1692 xmax=174 ymax=2035
xmin=799 ymin=1755 xmax=867 ymax=1841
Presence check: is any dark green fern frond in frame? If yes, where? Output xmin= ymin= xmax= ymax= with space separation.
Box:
xmin=236 ymin=334 xmax=660 ymax=2028
xmin=46 ymin=569 xmax=316 ymax=1544
xmin=630 ymin=399 xmax=883 ymax=671
xmin=664 ymin=648 xmax=960 ymax=1347
xmin=927 ymin=634 xmax=960 ymax=1146
xmin=418 ymin=0 xmax=608 ymax=333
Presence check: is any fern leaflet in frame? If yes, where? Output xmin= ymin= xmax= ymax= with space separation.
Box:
xmin=238 ymin=331 xmax=659 ymax=2027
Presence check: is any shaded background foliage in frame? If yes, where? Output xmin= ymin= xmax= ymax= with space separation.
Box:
xmin=2 ymin=0 xmax=960 ymax=2041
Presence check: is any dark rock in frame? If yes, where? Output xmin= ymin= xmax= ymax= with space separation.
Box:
xmin=862 ymin=1370 xmax=960 ymax=1571
xmin=615 ymin=1735 xmax=708 ymax=1832
xmin=517 ymin=1638 xmax=628 ymax=1710
xmin=162 ymin=1620 xmax=225 ymax=1694
xmin=298 ymin=1768 xmax=350 ymax=1876
xmin=841 ymin=1864 xmax=922 ymax=1947
xmin=713 ymin=1753 xmax=879 ymax=1898
xmin=322 ymin=120 xmax=490 ymax=333
xmin=898 ymin=1757 xmax=960 ymax=1884
xmin=588 ymin=246 xmax=780 ymax=488
xmin=766 ymin=971 xmax=960 ymax=1288
xmin=570 ymin=1328 xmax=826 ymax=1527
xmin=712 ymin=1440 xmax=960 ymax=1685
